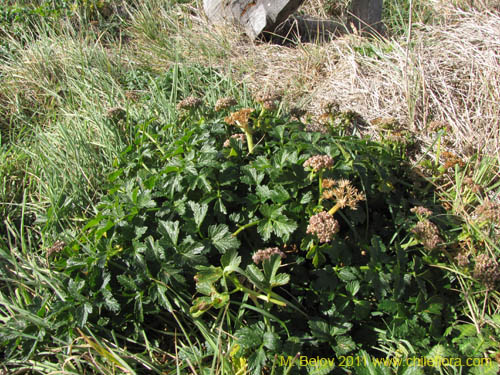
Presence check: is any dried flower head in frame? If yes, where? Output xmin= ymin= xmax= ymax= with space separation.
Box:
xmin=254 ymin=91 xmax=282 ymax=104
xmin=177 ymin=96 xmax=202 ymax=110
xmin=47 ymin=240 xmax=66 ymax=257
xmin=215 ymin=97 xmax=237 ymax=111
xmin=411 ymin=220 xmax=443 ymax=250
xmin=105 ymin=106 xmax=126 ymax=120
xmin=307 ymin=211 xmax=340 ymax=243
xmin=322 ymin=178 xmax=336 ymax=189
xmin=411 ymin=206 xmax=433 ymax=217
xmin=475 ymin=199 xmax=500 ymax=224
xmin=455 ymin=252 xmax=470 ymax=267
xmin=441 ymin=151 xmax=465 ymax=170
xmin=223 ymin=133 xmax=246 ymax=147
xmin=224 ymin=108 xmax=254 ymax=128
xmin=321 ymin=179 xmax=366 ymax=210
xmin=125 ymin=90 xmax=140 ymax=102
xmin=473 ymin=253 xmax=499 ymax=289
xmin=303 ymin=155 xmax=334 ymax=172
xmin=252 ymin=247 xmax=286 ymax=264
xmin=427 ymin=120 xmax=451 ymax=133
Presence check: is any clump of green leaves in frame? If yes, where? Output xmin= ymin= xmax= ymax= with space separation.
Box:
xmin=0 ymin=80 xmax=466 ymax=372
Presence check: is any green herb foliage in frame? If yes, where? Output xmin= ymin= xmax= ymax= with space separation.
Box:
xmin=1 ymin=68 xmax=466 ymax=373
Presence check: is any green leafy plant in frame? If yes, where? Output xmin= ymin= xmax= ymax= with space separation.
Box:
xmin=0 ymin=68 xmax=479 ymax=373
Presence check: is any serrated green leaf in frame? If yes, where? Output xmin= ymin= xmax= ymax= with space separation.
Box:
xmin=469 ymin=362 xmax=499 ymax=375
xmin=308 ymin=320 xmax=332 ymax=342
xmin=241 ymin=167 xmax=264 ymax=186
xmin=271 ymin=214 xmax=297 ymax=241
xmin=259 ymin=203 xmax=281 ymax=218
xmin=116 ymin=275 xmax=137 ymax=291
xmin=188 ymin=201 xmax=208 ymax=228
xmin=346 ymin=280 xmax=360 ymax=296
xmin=272 ymin=273 xmax=290 ymax=287
xmin=456 ymin=324 xmax=478 ymax=338
xmin=208 ymin=224 xmax=240 ymax=253
xmin=300 ymin=191 xmax=314 ymax=204
xmin=194 ymin=265 xmax=223 ymax=284
xmin=334 ymin=335 xmax=356 ymax=355
xmin=262 ymin=254 xmax=282 ymax=282
xmin=257 ymin=205 xmax=297 ymax=242
xmin=235 ymin=325 xmax=264 ymax=350
xmin=248 ymin=347 xmax=266 ymax=375
xmin=256 ymin=185 xmax=272 ymax=203
xmin=221 ymin=249 xmax=241 ymax=272
xmin=246 ymin=264 xmax=265 ymax=288
xmin=491 ymin=314 xmax=500 ymax=326
xmin=158 ymin=220 xmax=180 ymax=246
xmin=263 ymin=331 xmax=280 ymax=350
xmin=338 ymin=267 xmax=358 ymax=282
xmin=257 ymin=220 xmax=273 ymax=241
xmin=426 ymin=344 xmax=449 ymax=360
xmin=270 ymin=185 xmax=290 ymax=204
xmin=137 ymin=190 xmax=156 ymax=209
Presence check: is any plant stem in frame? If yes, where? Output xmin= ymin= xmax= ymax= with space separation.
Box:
xmin=328 ymin=202 xmax=341 ymax=216
xmin=245 ymin=130 xmax=255 ymax=154
xmin=232 ymin=219 xmax=261 ymax=237
xmin=318 ymin=171 xmax=324 ymax=205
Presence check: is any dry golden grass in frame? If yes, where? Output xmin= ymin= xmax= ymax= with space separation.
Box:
xmin=127 ymin=0 xmax=500 ymax=162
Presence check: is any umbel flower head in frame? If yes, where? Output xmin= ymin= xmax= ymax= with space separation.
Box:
xmin=307 ymin=211 xmax=340 ymax=243
xmin=455 ymin=252 xmax=470 ymax=267
xmin=303 ymin=155 xmax=334 ymax=172
xmin=411 ymin=220 xmax=443 ymax=250
xmin=475 ymin=199 xmax=500 ymax=224
xmin=322 ymin=179 xmax=366 ymax=210
xmin=215 ymin=97 xmax=237 ymax=112
xmin=224 ymin=108 xmax=254 ymax=130
xmin=177 ymin=96 xmax=202 ymax=110
xmin=223 ymin=133 xmax=246 ymax=147
xmin=252 ymin=247 xmax=286 ymax=264
xmin=473 ymin=253 xmax=499 ymax=289
xmin=410 ymin=206 xmax=433 ymax=218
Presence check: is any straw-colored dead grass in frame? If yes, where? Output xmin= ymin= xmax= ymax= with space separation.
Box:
xmin=128 ymin=1 xmax=500 ymax=161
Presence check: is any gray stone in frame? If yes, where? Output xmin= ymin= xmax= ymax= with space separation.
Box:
xmin=203 ymin=0 xmax=384 ymax=40
xmin=350 ymin=0 xmax=384 ymax=34
xmin=203 ymin=0 xmax=305 ymax=39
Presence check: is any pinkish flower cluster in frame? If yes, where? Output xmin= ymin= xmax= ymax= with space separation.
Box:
xmin=252 ymin=247 xmax=286 ymax=264
xmin=410 ymin=206 xmax=433 ymax=217
xmin=473 ymin=253 xmax=499 ymax=289
xmin=307 ymin=211 xmax=340 ymax=243
xmin=303 ymin=155 xmax=334 ymax=172
xmin=177 ymin=96 xmax=202 ymax=110
xmin=411 ymin=220 xmax=442 ymax=250
xmin=215 ymin=97 xmax=237 ymax=111
xmin=223 ymin=133 xmax=246 ymax=147
xmin=455 ymin=252 xmax=470 ymax=267
xmin=475 ymin=199 xmax=500 ymax=224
